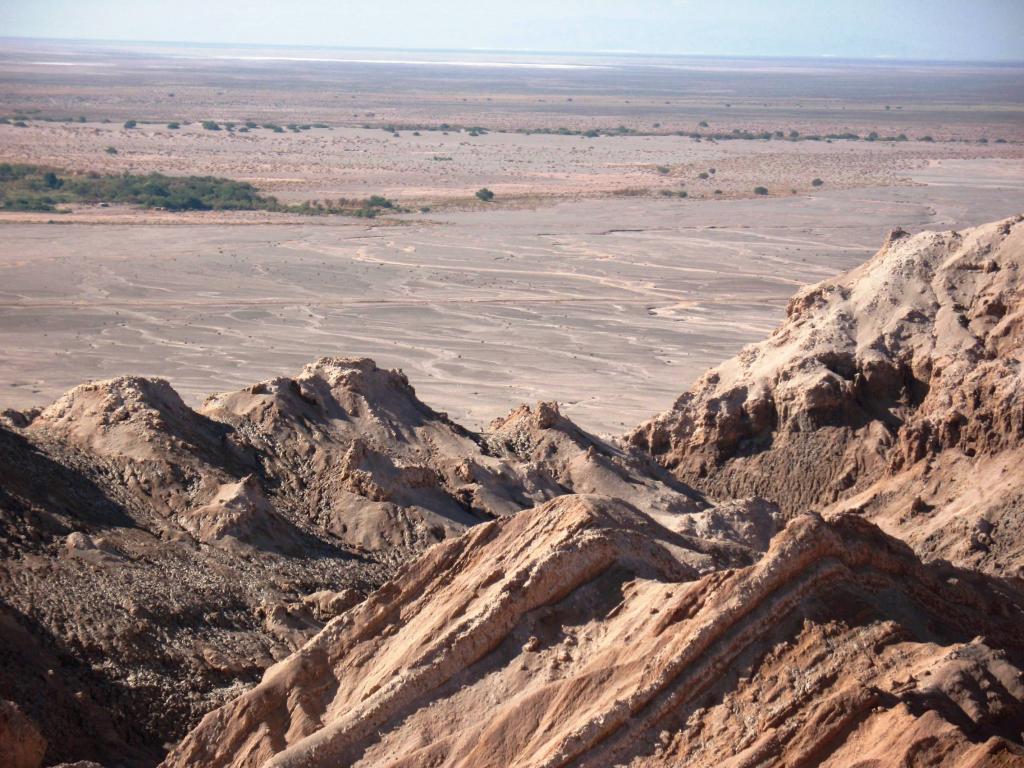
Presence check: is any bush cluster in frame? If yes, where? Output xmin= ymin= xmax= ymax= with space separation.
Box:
xmin=0 ymin=164 xmax=398 ymax=217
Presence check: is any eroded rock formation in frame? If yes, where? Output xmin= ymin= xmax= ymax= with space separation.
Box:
xmin=0 ymin=356 xmax=753 ymax=765
xmin=164 ymin=496 xmax=1024 ymax=768
xmin=3 ymin=217 xmax=1024 ymax=767
xmin=630 ymin=215 xmax=1024 ymax=576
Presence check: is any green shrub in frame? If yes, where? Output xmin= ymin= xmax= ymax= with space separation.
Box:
xmin=167 ymin=122 xmax=180 ymax=129
xmin=0 ymin=166 xmax=265 ymax=212
xmin=754 ymin=186 xmax=769 ymax=195
xmin=475 ymin=188 xmax=495 ymax=202
xmin=0 ymin=164 xmax=404 ymax=218
xmin=202 ymin=120 xmax=221 ymax=131
xmin=123 ymin=120 xmax=137 ymax=129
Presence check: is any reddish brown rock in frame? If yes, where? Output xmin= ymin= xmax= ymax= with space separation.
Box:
xmin=162 ymin=496 xmax=1024 ymax=768
xmin=630 ymin=215 xmax=1024 ymax=575
xmin=0 ymin=700 xmax=46 ymax=768
xmin=4 ymin=218 xmax=1024 ymax=768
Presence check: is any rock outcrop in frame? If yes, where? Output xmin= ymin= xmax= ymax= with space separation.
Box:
xmin=165 ymin=496 xmax=1024 ymax=768
xmin=3 ymin=217 xmax=1024 ymax=767
xmin=0 ymin=359 xmax=729 ymax=765
xmin=630 ymin=215 xmax=1024 ymax=575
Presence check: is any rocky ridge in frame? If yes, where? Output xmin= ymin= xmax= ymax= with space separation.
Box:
xmin=630 ymin=215 xmax=1024 ymax=576
xmin=1 ymin=357 xmax=763 ymax=766
xmin=165 ymin=496 xmax=1024 ymax=768
xmin=2 ymin=216 xmax=1024 ymax=767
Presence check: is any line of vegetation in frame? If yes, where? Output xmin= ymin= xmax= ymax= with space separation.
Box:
xmin=0 ymin=164 xmax=399 ymax=217
xmin=0 ymin=115 xmax=334 ymax=134
xmin=349 ymin=121 xmax=1008 ymax=144
xmin=0 ymin=115 xmax=1009 ymax=145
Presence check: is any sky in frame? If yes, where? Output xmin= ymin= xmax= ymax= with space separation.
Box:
xmin=1 ymin=0 xmax=1022 ymax=61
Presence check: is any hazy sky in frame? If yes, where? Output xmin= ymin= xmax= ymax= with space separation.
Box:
xmin=2 ymin=0 xmax=1022 ymax=61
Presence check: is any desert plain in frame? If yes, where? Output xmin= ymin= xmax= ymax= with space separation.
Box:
xmin=1 ymin=39 xmax=1023 ymax=432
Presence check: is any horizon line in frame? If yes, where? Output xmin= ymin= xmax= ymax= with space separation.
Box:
xmin=2 ymin=35 xmax=1023 ymax=67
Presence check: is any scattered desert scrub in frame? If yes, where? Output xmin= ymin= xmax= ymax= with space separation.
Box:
xmin=754 ymin=186 xmax=769 ymax=195
xmin=292 ymin=195 xmax=397 ymax=217
xmin=811 ymin=178 xmax=824 ymax=187
xmin=347 ymin=120 xmax=967 ymax=145
xmin=475 ymin=187 xmax=495 ymax=202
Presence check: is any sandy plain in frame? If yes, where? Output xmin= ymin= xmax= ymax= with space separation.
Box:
xmin=1 ymin=41 xmax=1023 ymax=433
